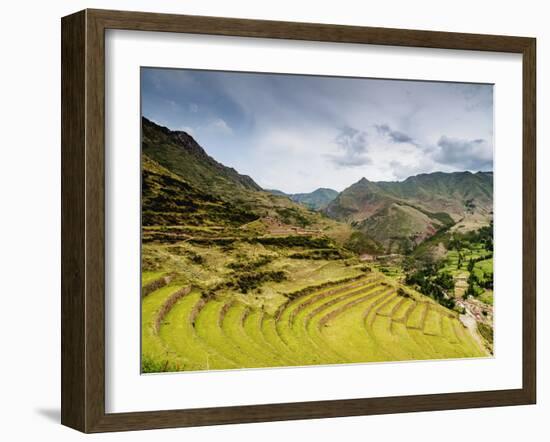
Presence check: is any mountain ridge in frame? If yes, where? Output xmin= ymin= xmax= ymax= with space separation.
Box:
xmin=142 ymin=117 xmax=492 ymax=255
xmin=267 ymin=187 xmax=339 ymax=210
xmin=142 ymin=117 xmax=261 ymax=198
xmin=325 ymin=171 xmax=493 ymax=253
xmin=141 ymin=118 xmax=371 ymax=251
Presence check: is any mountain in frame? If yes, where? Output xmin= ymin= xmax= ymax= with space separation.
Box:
xmin=265 ymin=189 xmax=288 ymax=197
xmin=141 ymin=154 xmax=260 ymax=232
xmin=325 ymin=172 xmax=493 ymax=253
xmin=141 ymin=118 xmax=368 ymax=249
xmin=289 ymin=188 xmax=339 ymax=210
xmin=267 ymin=188 xmax=339 ymax=210
xmin=142 ymin=118 xmax=491 ymax=256
xmin=142 ymin=117 xmax=261 ymax=199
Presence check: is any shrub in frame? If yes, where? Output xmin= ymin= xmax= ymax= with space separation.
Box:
xmin=405 ymin=265 xmax=455 ymax=308
xmin=230 ymin=271 xmax=287 ymax=294
xmin=187 ymin=251 xmax=205 ymax=265
xmin=289 ymin=249 xmax=347 ymax=260
xmin=250 ymin=235 xmax=333 ymax=249
xmin=226 ymin=255 xmax=274 ymax=271
xmin=275 ymin=207 xmax=312 ymax=227
xmin=478 ymin=323 xmax=494 ymax=345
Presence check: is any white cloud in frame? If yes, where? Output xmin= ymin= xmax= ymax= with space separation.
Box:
xmin=206 ymin=118 xmax=233 ymax=135
xmin=191 ymin=118 xmax=233 ymax=139
xmin=432 ymin=136 xmax=493 ymax=170
xmin=326 ymin=126 xmax=371 ymax=168
xmin=143 ymin=68 xmax=493 ymax=192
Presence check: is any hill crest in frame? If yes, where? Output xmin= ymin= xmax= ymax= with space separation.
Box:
xmin=325 ymin=171 xmax=493 ymax=253
xmin=268 ymin=187 xmax=339 ymax=210
xmin=142 ymin=117 xmax=261 ymax=196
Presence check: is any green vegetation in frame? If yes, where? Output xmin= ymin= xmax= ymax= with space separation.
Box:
xmin=142 ymin=117 xmax=261 ymax=200
xmin=142 ymin=271 xmax=166 ymax=286
xmin=344 ymin=231 xmax=383 ymax=255
xmin=442 ymin=225 xmax=493 ymax=301
xmin=478 ymin=323 xmax=494 ymax=347
xmin=226 ymin=270 xmax=288 ymax=294
xmin=275 ymin=207 xmax=313 ymax=227
xmin=376 ymin=265 xmax=405 ymax=279
xmin=402 ymin=202 xmax=455 ymax=228
xmin=358 ymin=203 xmax=439 ymax=254
xmin=249 ymin=235 xmax=334 ymax=248
xmin=326 ymin=172 xmax=493 ymax=254
xmin=288 ymin=249 xmax=349 ymax=260
xmin=140 ymin=118 xmax=493 ymax=373
xmin=142 ymin=156 xmax=259 ymax=229
xmin=141 ymin=274 xmax=486 ymax=372
xmin=479 ymin=289 xmax=494 ymax=305
xmin=405 ymin=263 xmax=456 ymax=310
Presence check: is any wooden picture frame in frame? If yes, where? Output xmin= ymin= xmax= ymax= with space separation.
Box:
xmin=61 ymin=8 xmax=536 ymax=433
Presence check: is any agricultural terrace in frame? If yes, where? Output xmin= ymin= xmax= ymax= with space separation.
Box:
xmin=141 ymin=267 xmax=487 ymax=372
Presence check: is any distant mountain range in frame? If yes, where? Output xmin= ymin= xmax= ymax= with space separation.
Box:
xmin=267 ymin=188 xmax=339 ymax=210
xmin=142 ymin=117 xmax=492 ymax=254
xmin=325 ymin=172 xmax=493 ymax=253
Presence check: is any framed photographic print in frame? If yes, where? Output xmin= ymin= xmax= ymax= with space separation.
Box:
xmin=61 ymin=9 xmax=536 ymax=433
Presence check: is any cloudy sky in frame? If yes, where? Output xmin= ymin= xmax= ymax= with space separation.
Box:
xmin=141 ymin=68 xmax=493 ymax=194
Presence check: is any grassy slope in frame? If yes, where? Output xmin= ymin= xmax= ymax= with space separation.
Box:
xmin=142 ymin=149 xmax=366 ymax=250
xmin=325 ymin=172 xmax=492 ymax=253
xmin=142 ymin=117 xmax=260 ymax=197
xmin=141 ymin=270 xmax=487 ymax=372
xmin=359 ymin=203 xmax=444 ymax=253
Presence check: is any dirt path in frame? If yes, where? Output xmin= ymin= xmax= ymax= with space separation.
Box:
xmin=459 ymin=314 xmax=485 ymax=352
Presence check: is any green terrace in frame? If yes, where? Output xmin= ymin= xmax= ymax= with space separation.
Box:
xmin=141 ymin=271 xmax=487 ymax=372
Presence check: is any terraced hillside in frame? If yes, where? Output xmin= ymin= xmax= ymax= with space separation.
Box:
xmin=141 ymin=271 xmax=487 ymax=372
xmin=140 ymin=118 xmax=492 ymax=373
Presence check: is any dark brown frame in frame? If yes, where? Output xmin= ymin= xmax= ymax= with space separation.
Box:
xmin=61 ymin=9 xmax=536 ymax=433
